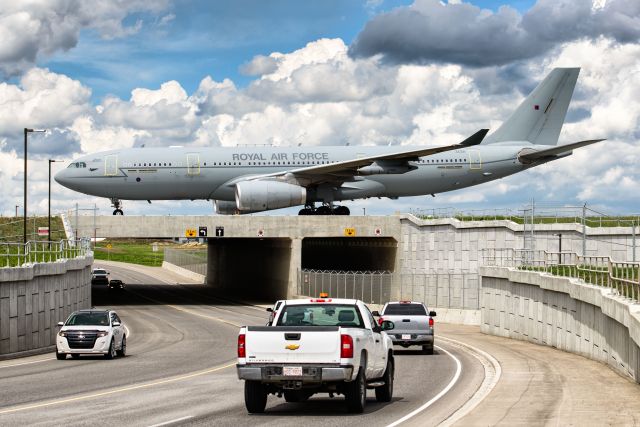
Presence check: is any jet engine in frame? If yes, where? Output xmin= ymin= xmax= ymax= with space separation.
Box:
xmin=214 ymin=200 xmax=241 ymax=215
xmin=235 ymin=181 xmax=306 ymax=212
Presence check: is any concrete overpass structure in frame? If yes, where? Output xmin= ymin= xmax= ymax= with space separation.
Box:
xmin=70 ymin=214 xmax=639 ymax=304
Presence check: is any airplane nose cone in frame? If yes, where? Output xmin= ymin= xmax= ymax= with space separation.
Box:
xmin=54 ymin=169 xmax=69 ymax=187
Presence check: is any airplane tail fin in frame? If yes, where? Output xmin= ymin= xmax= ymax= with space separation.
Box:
xmin=482 ymin=68 xmax=580 ymax=146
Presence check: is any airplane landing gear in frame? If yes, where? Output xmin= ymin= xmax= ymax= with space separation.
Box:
xmin=297 ymin=203 xmax=351 ymax=216
xmin=111 ymin=198 xmax=124 ymax=216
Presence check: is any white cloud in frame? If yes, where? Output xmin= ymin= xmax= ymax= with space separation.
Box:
xmin=0 ymin=0 xmax=171 ymax=76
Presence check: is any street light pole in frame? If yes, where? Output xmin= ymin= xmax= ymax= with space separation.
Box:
xmin=23 ymin=128 xmax=46 ymax=244
xmin=15 ymin=205 xmax=19 ymax=218
xmin=48 ymin=159 xmax=61 ymax=242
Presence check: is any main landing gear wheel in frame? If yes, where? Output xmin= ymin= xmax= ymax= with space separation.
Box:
xmin=315 ymin=205 xmax=332 ymax=215
xmin=111 ymin=198 xmax=124 ymax=215
xmin=333 ymin=206 xmax=350 ymax=215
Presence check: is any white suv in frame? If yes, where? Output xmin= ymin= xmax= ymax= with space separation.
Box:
xmin=56 ymin=309 xmax=127 ymax=360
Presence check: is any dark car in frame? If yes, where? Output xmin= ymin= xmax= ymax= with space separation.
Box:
xmin=108 ymin=279 xmax=125 ymax=290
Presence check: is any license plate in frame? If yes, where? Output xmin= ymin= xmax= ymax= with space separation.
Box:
xmin=402 ymin=334 xmax=411 ymax=340
xmin=283 ymin=366 xmax=303 ymax=376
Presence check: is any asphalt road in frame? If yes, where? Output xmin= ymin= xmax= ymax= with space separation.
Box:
xmin=0 ymin=263 xmax=484 ymax=427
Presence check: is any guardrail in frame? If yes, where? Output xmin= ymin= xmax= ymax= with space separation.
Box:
xmin=0 ymin=238 xmax=92 ymax=267
xmin=482 ymin=248 xmax=640 ymax=302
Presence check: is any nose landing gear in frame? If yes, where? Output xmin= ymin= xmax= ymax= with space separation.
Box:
xmin=111 ymin=198 xmax=124 ymax=215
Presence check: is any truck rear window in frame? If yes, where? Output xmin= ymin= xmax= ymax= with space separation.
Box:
xmin=276 ymin=304 xmax=363 ymax=328
xmin=383 ymin=304 xmax=427 ymax=316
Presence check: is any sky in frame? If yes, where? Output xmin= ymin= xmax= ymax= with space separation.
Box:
xmin=0 ymin=0 xmax=638 ymax=218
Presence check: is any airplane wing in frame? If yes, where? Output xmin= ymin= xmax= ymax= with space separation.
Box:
xmin=240 ymin=129 xmax=489 ymax=186
xmin=518 ymin=139 xmax=605 ymax=163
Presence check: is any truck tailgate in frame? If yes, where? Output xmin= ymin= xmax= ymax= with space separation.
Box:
xmin=246 ymin=326 xmax=341 ymax=364
xmin=384 ymin=315 xmax=430 ymax=333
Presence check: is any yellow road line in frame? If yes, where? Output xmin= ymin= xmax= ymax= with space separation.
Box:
xmin=0 ymin=361 xmax=235 ymax=415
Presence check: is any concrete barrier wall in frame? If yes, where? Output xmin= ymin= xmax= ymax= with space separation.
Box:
xmin=0 ymin=257 xmax=93 ymax=358
xmin=480 ymin=266 xmax=640 ymax=383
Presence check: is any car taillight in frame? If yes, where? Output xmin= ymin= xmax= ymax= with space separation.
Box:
xmin=238 ymin=334 xmax=246 ymax=358
xmin=429 ymin=317 xmax=434 ymax=327
xmin=377 ymin=317 xmax=384 ymax=326
xmin=340 ymin=334 xmax=353 ymax=358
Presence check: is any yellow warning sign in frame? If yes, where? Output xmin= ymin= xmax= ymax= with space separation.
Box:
xmin=106 ymin=243 xmax=112 ymax=249
xmin=185 ymin=228 xmax=197 ymax=238
xmin=343 ymin=228 xmax=356 ymax=237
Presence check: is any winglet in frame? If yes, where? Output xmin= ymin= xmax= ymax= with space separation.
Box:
xmin=460 ymin=129 xmax=489 ymax=146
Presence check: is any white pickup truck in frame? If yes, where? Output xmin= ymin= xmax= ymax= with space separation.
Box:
xmin=237 ymin=298 xmax=396 ymax=414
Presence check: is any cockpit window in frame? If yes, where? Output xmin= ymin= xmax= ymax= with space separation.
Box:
xmin=67 ymin=162 xmax=87 ymax=168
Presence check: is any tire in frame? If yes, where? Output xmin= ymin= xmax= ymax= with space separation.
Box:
xmin=113 ymin=209 xmax=123 ymax=215
xmin=316 ymin=206 xmax=332 ymax=215
xmin=55 ymin=350 xmax=66 ymax=360
xmin=71 ymin=354 xmax=80 ymax=359
xmin=117 ymin=335 xmax=126 ymax=357
xmin=375 ymin=357 xmax=394 ymax=402
xmin=333 ymin=206 xmax=350 ymax=216
xmin=104 ymin=338 xmax=117 ymax=359
xmin=244 ymin=380 xmax=267 ymax=413
xmin=345 ymin=368 xmax=366 ymax=413
xmin=422 ymin=345 xmax=434 ymax=355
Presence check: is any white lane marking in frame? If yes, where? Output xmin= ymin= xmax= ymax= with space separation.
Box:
xmin=386 ymin=344 xmax=462 ymax=427
xmin=147 ymin=415 xmax=194 ymax=427
xmin=0 ymin=357 xmax=55 ymax=369
xmin=437 ymin=336 xmax=502 ymax=427
xmin=0 ymin=361 xmax=235 ymax=415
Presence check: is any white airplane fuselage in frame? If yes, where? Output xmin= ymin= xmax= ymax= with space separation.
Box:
xmin=55 ymin=143 xmax=537 ymax=204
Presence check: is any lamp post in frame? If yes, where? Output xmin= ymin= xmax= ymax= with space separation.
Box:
xmin=23 ymin=128 xmax=46 ymax=244
xmin=48 ymin=159 xmax=62 ymax=242
xmin=15 ymin=205 xmax=19 ymax=218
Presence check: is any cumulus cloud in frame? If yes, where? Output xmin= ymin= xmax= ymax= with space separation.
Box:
xmin=349 ymin=0 xmax=640 ymax=67
xmin=239 ymin=55 xmax=279 ymax=76
xmin=0 ymin=0 xmax=171 ymax=76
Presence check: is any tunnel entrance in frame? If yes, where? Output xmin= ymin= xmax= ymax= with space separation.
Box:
xmin=302 ymin=237 xmax=397 ymax=271
xmin=206 ymin=238 xmax=291 ymax=302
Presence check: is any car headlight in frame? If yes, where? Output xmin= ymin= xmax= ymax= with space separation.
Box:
xmin=97 ymin=331 xmax=109 ymax=337
xmin=58 ymin=331 xmax=67 ymax=337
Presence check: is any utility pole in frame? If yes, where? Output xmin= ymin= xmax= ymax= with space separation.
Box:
xmin=582 ymin=203 xmax=587 ymax=256
xmin=23 ymin=128 xmax=46 ymax=243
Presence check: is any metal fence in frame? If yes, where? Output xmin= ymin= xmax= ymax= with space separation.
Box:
xmin=0 ymin=238 xmax=92 ymax=267
xmin=482 ymin=248 xmax=640 ymax=302
xmin=163 ymin=248 xmax=207 ymax=276
xmin=298 ymin=270 xmax=393 ymax=304
xmin=297 ymin=269 xmax=480 ymax=309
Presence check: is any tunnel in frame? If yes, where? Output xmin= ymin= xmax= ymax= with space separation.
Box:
xmin=206 ymin=238 xmax=292 ymax=302
xmin=302 ymin=237 xmax=397 ymax=271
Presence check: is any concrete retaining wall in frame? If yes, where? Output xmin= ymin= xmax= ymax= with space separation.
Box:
xmin=0 ymin=257 xmax=93 ymax=358
xmin=480 ymin=266 xmax=640 ymax=383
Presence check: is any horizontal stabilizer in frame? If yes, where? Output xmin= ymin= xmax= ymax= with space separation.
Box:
xmin=518 ymin=139 xmax=605 ymax=163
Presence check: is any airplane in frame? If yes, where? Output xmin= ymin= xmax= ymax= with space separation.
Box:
xmin=55 ymin=68 xmax=604 ymax=216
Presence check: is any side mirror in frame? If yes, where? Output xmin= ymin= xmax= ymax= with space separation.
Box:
xmin=57 ymin=321 xmax=64 ymax=327
xmin=266 ymin=307 xmax=273 ymax=313
xmin=429 ymin=311 xmax=437 ymax=317
xmin=371 ymin=310 xmax=380 ymax=317
xmin=112 ymin=321 xmax=121 ymax=327
xmin=381 ymin=320 xmax=394 ymax=331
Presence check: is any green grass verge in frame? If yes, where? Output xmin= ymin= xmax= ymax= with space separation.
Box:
xmin=0 ymin=216 xmax=66 ymax=242
xmin=93 ymin=239 xmax=171 ymax=266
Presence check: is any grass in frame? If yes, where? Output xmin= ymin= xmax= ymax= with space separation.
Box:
xmin=415 ymin=214 xmax=640 ymax=228
xmin=92 ymin=239 xmax=173 ymax=266
xmin=0 ymin=216 xmax=66 ymax=242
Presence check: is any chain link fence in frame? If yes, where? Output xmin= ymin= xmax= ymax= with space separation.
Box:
xmin=164 ymin=248 xmax=207 ymax=276
xmin=298 ymin=269 xmax=479 ymax=309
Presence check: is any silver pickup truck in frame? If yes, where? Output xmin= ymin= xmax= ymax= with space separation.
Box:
xmin=374 ymin=301 xmax=436 ymax=354
xmin=237 ymin=298 xmax=396 ymax=414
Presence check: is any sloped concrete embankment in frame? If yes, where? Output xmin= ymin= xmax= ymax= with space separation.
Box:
xmin=481 ymin=266 xmax=640 ymax=382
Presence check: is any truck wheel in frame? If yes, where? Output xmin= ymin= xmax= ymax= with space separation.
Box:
xmin=346 ymin=368 xmax=366 ymax=413
xmin=423 ymin=345 xmax=434 ymax=355
xmin=375 ymin=358 xmax=394 ymax=402
xmin=244 ymin=381 xmax=267 ymax=413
